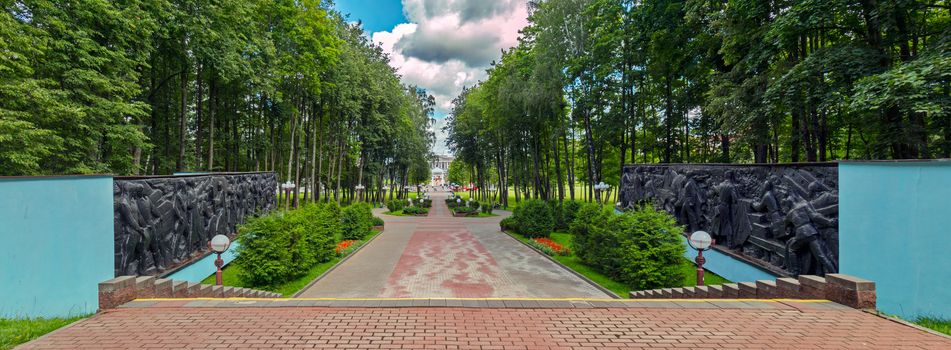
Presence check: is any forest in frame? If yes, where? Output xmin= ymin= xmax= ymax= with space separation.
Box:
xmin=446 ymin=0 xmax=950 ymax=205
xmin=0 ymin=0 xmax=434 ymax=203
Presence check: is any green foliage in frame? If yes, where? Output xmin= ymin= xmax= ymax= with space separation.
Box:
xmin=511 ymin=199 xmax=554 ymax=238
xmin=481 ymin=202 xmax=494 ymax=214
xmin=386 ymin=200 xmax=406 ymax=212
xmin=371 ymin=216 xmax=384 ymax=227
xmin=561 ymin=200 xmax=583 ymax=229
xmin=402 ymin=206 xmax=429 ymax=215
xmin=572 ymin=204 xmax=686 ymax=290
xmin=913 ymin=316 xmax=951 ymax=337
xmin=500 ymin=216 xmax=518 ymax=231
xmin=451 ymin=206 xmax=477 ymax=215
xmin=341 ymin=203 xmax=374 ymax=240
xmin=234 ymin=203 xmax=338 ymax=287
xmin=0 ymin=315 xmax=88 ymax=350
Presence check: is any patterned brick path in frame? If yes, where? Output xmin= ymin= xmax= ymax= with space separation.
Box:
xmin=22 ymin=300 xmax=951 ymax=349
xmin=297 ymin=192 xmax=608 ymax=298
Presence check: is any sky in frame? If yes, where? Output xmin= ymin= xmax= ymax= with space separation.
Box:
xmin=332 ymin=0 xmax=530 ymax=155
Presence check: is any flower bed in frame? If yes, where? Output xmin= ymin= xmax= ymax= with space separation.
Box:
xmin=528 ymin=237 xmax=571 ymax=256
xmin=335 ymin=240 xmax=358 ymax=255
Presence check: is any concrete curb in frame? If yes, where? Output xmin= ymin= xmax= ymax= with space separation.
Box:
xmin=292 ymin=228 xmax=384 ymax=298
xmin=502 ymin=230 xmax=621 ymax=299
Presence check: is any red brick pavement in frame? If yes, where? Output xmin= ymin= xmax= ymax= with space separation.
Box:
xmin=21 ymin=305 xmax=951 ymax=349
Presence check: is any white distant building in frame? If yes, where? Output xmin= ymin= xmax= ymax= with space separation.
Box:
xmin=430 ymin=154 xmax=453 ymax=186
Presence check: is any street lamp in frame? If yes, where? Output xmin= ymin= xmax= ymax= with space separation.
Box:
xmin=593 ymin=182 xmax=611 ymax=205
xmin=209 ymin=234 xmax=231 ymax=286
xmin=355 ymin=183 xmax=365 ymax=202
xmin=280 ymin=181 xmax=296 ymax=211
xmin=688 ymin=230 xmax=714 ymax=286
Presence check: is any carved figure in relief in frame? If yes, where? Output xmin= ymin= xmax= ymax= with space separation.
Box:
xmin=783 ymin=193 xmax=838 ymax=274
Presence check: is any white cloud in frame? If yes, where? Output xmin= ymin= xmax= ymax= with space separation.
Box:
xmin=370 ymin=0 xmax=529 ymax=154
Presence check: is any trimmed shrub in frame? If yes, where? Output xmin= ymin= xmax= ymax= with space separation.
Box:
xmin=341 ymin=202 xmax=374 ymax=240
xmin=452 ymin=206 xmax=477 ymax=215
xmin=571 ymin=203 xmax=686 ymax=290
xmin=481 ymin=202 xmax=494 ymax=214
xmin=386 ymin=199 xmax=405 ymax=212
xmin=500 ymin=216 xmax=517 ymax=231
xmin=548 ymin=201 xmax=565 ymax=230
xmin=561 ymin=200 xmax=583 ymax=229
xmin=234 ymin=203 xmax=338 ymax=287
xmin=512 ymin=199 xmax=554 ymax=238
xmin=371 ymin=216 xmax=384 ymax=227
xmin=402 ymin=206 xmax=429 ymax=215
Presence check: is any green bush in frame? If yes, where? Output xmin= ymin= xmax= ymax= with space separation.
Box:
xmin=500 ymin=216 xmax=517 ymax=231
xmin=402 ymin=206 xmax=429 ymax=215
xmin=341 ymin=202 xmax=374 ymax=240
xmin=548 ymin=201 xmax=565 ymax=230
xmin=481 ymin=202 xmax=494 ymax=214
xmin=417 ymin=199 xmax=432 ymax=208
xmin=452 ymin=206 xmax=477 ymax=215
xmin=234 ymin=203 xmax=338 ymax=287
xmin=561 ymin=200 xmax=583 ymax=229
xmin=571 ymin=204 xmax=686 ymax=290
xmin=371 ymin=216 xmax=384 ymax=227
xmin=512 ymin=199 xmax=553 ymax=238
xmin=386 ymin=199 xmax=405 ymax=212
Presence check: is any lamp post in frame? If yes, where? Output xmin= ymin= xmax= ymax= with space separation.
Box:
xmin=593 ymin=182 xmax=611 ymax=205
xmin=355 ymin=183 xmax=365 ymax=202
xmin=209 ymin=234 xmax=231 ymax=286
xmin=688 ymin=231 xmax=714 ymax=286
xmin=280 ymin=181 xmax=296 ymax=211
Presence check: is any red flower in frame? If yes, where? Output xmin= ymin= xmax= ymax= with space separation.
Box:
xmin=336 ymin=240 xmax=358 ymax=254
xmin=532 ymin=238 xmax=570 ymax=255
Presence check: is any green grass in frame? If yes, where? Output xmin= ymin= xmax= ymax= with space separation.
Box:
xmin=203 ymin=230 xmax=380 ymax=296
xmin=1 ymin=315 xmax=88 ymax=349
xmin=508 ymin=231 xmax=731 ymax=297
xmin=912 ymin=317 xmax=951 ymax=336
xmin=382 ymin=210 xmax=408 ymax=216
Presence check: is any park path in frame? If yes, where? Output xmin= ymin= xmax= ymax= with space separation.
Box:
xmin=296 ymin=191 xmax=609 ymax=298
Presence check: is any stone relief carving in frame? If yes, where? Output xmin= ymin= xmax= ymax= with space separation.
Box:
xmin=619 ymin=164 xmax=838 ymax=276
xmin=114 ymin=173 xmax=277 ymax=276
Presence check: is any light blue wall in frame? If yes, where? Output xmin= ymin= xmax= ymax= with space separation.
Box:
xmin=840 ymin=161 xmax=951 ymax=319
xmin=165 ymin=242 xmax=240 ymax=283
xmin=0 ymin=176 xmax=114 ymax=318
xmin=681 ymin=236 xmax=777 ymax=283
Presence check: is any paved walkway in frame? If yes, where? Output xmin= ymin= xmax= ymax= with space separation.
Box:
xmin=22 ymin=299 xmax=951 ymax=349
xmin=297 ymin=192 xmax=609 ymax=298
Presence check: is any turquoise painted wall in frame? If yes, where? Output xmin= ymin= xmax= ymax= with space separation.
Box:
xmin=165 ymin=242 xmax=240 ymax=283
xmin=840 ymin=161 xmax=951 ymax=319
xmin=0 ymin=176 xmax=114 ymax=318
xmin=680 ymin=236 xmax=777 ymax=283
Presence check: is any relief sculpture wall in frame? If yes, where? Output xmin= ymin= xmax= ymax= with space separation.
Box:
xmin=113 ymin=172 xmax=277 ymax=276
xmin=619 ymin=164 xmax=838 ymax=276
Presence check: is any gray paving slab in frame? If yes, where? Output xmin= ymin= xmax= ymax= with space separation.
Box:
xmin=296 ymin=191 xmax=611 ymax=299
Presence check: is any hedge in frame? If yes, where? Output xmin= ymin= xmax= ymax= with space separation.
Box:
xmin=233 ymin=202 xmax=340 ymax=287
xmin=511 ymin=199 xmax=554 ymax=238
xmin=341 ymin=202 xmax=374 ymax=240
xmin=570 ymin=203 xmax=686 ymax=290
xmin=386 ymin=199 xmax=405 ymax=212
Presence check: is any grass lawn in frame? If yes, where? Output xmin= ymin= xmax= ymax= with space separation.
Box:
xmin=382 ymin=210 xmax=408 ymax=216
xmin=912 ymin=317 xmax=951 ymax=336
xmin=203 ymin=230 xmax=380 ymax=296
xmin=509 ymin=231 xmax=731 ymax=297
xmin=1 ymin=315 xmax=88 ymax=350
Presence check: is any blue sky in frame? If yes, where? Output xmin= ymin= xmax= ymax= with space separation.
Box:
xmin=333 ymin=0 xmax=407 ymax=33
xmin=331 ymin=0 xmax=529 ymax=154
